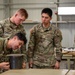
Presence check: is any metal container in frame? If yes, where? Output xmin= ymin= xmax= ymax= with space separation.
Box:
xmin=7 ymin=54 xmax=24 ymax=69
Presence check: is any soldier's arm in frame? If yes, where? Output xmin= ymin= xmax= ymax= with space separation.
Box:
xmin=54 ymin=28 xmax=62 ymax=62
xmin=20 ymin=26 xmax=27 ymax=61
xmin=20 ymin=45 xmax=27 ymax=62
xmin=20 ymin=45 xmax=27 ymax=68
xmin=19 ymin=26 xmax=27 ymax=68
xmin=28 ymin=27 xmax=35 ymax=68
xmin=0 ymin=22 xmax=4 ymax=37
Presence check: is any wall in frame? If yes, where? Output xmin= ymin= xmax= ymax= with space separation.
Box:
xmin=10 ymin=0 xmax=57 ymax=22
xmin=0 ymin=0 xmax=5 ymax=20
xmin=0 ymin=0 xmax=75 ymax=47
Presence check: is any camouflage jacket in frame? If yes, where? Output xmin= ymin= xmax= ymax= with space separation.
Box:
xmin=0 ymin=18 xmax=27 ymax=62
xmin=28 ymin=23 xmax=62 ymax=67
xmin=0 ymin=38 xmax=12 ymax=62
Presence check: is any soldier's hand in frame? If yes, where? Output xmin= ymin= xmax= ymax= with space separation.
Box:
xmin=0 ymin=62 xmax=10 ymax=70
xmin=22 ymin=62 xmax=26 ymax=69
xmin=29 ymin=61 xmax=33 ymax=68
xmin=54 ymin=61 xmax=60 ymax=69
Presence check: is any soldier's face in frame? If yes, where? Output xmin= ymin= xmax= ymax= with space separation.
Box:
xmin=41 ymin=13 xmax=52 ymax=25
xmin=11 ymin=37 xmax=24 ymax=50
xmin=14 ymin=14 xmax=26 ymax=25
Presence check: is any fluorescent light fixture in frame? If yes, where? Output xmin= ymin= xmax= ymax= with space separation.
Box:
xmin=58 ymin=7 xmax=75 ymax=15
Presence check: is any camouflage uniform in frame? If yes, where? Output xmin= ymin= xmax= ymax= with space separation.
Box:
xmin=0 ymin=38 xmax=12 ymax=73
xmin=0 ymin=38 xmax=12 ymax=61
xmin=28 ymin=23 xmax=62 ymax=68
xmin=0 ymin=18 xmax=27 ymax=62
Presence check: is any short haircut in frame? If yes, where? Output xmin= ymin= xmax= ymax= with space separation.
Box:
xmin=41 ymin=8 xmax=53 ymax=17
xmin=14 ymin=32 xmax=27 ymax=44
xmin=17 ymin=8 xmax=28 ymax=19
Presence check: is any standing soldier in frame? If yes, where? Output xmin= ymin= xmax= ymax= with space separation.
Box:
xmin=28 ymin=8 xmax=62 ymax=69
xmin=0 ymin=8 xmax=28 ymax=68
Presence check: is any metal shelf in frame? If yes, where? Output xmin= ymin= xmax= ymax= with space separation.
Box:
xmin=23 ymin=21 xmax=75 ymax=24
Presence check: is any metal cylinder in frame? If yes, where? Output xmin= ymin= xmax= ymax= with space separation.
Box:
xmin=7 ymin=54 xmax=24 ymax=69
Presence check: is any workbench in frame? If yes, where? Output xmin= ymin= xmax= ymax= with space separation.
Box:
xmin=0 ymin=69 xmax=69 ymax=75
xmin=67 ymin=70 xmax=75 ymax=75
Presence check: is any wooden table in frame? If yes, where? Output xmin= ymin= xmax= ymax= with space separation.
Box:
xmin=67 ymin=70 xmax=75 ymax=75
xmin=0 ymin=69 xmax=69 ymax=75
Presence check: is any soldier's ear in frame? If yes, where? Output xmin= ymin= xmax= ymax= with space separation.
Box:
xmin=15 ymin=13 xmax=18 ymax=17
xmin=13 ymin=36 xmax=17 ymax=40
xmin=50 ymin=17 xmax=52 ymax=20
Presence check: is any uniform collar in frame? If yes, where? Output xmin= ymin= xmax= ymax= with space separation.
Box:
xmin=41 ymin=23 xmax=52 ymax=32
xmin=8 ymin=18 xmax=21 ymax=29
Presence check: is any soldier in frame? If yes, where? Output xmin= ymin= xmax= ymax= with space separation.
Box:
xmin=28 ymin=8 xmax=62 ymax=69
xmin=0 ymin=32 xmax=27 ymax=72
xmin=0 ymin=8 xmax=28 ymax=68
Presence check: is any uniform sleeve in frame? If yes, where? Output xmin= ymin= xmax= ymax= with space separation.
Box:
xmin=28 ymin=27 xmax=35 ymax=62
xmin=20 ymin=45 xmax=27 ymax=62
xmin=0 ymin=22 xmax=4 ymax=37
xmin=54 ymin=28 xmax=62 ymax=61
xmin=20 ymin=26 xmax=27 ymax=62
